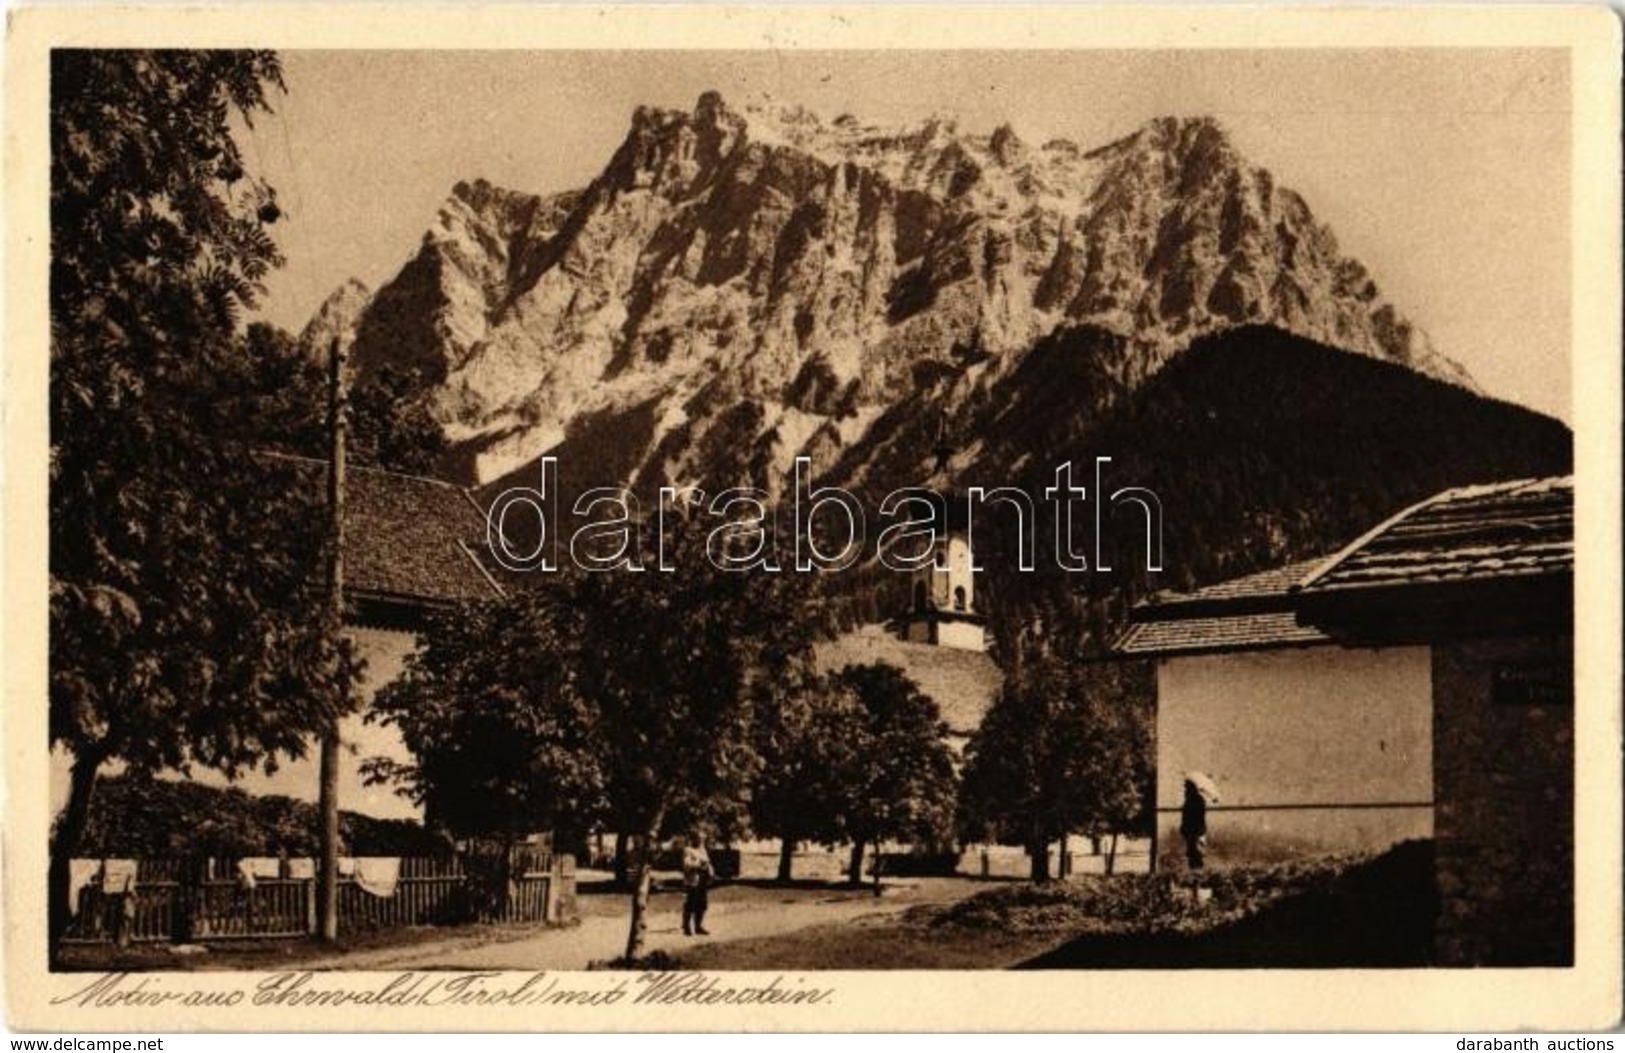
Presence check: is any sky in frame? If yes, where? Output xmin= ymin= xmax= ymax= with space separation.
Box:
xmin=246 ymin=48 xmax=1571 ymax=422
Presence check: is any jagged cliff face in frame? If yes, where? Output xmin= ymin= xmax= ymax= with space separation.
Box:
xmin=319 ymin=94 xmax=1473 ymax=489
xmin=298 ymin=276 xmax=370 ymax=362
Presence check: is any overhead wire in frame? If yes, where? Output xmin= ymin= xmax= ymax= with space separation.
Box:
xmin=240 ymin=80 xmax=323 ymax=333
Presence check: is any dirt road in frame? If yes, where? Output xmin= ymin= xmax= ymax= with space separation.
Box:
xmin=296 ymin=878 xmax=987 ymax=971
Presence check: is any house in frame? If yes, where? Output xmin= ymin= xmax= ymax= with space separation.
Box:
xmin=49 ymin=459 xmax=505 ymax=823
xmin=1297 ymin=475 xmax=1572 ymax=966
xmin=312 ymin=460 xmax=507 ymax=819
xmin=1115 ymin=557 xmax=1436 ymax=863
xmin=1116 ymin=476 xmax=1573 ymax=965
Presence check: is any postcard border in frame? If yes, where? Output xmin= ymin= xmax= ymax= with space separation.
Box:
xmin=5 ymin=3 xmax=1621 ymax=1033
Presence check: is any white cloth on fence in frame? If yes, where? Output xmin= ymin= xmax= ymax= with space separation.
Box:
xmin=285 ymin=858 xmax=316 ymax=881
xmin=352 ymin=857 xmax=401 ymax=898
xmin=68 ymin=859 xmax=100 ymax=916
xmin=235 ymin=857 xmax=279 ymax=889
xmin=101 ymin=858 xmax=137 ymax=894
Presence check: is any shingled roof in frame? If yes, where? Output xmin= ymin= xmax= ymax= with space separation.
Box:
xmin=342 ymin=464 xmax=504 ymax=607
xmin=1297 ymin=476 xmax=1573 ymax=593
xmin=1114 ymin=561 xmax=1333 ymax=658
xmin=1115 ymin=476 xmax=1574 ymax=659
xmin=1114 ymin=610 xmax=1333 ymax=658
xmin=1138 ymin=560 xmax=1328 ymax=617
xmin=815 ymin=624 xmax=1003 ymax=738
xmin=267 ymin=454 xmax=503 ymax=612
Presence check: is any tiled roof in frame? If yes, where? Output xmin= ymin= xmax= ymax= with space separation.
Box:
xmin=1140 ymin=559 xmax=1327 ymax=613
xmin=1114 ymin=611 xmax=1331 ymax=657
xmin=1298 ymin=476 xmax=1572 ymax=593
xmin=343 ymin=465 xmax=504 ymax=605
xmin=1113 ymin=476 xmax=1574 ymax=659
xmin=267 ymin=454 xmax=503 ymax=607
xmin=1117 ymin=559 xmax=1331 ymax=656
xmin=815 ymin=624 xmax=1003 ymax=737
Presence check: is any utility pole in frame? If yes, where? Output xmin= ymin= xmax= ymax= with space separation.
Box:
xmin=318 ymin=337 xmax=347 ymax=942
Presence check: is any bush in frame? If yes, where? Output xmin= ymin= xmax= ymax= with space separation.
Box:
xmin=67 ymin=775 xmax=452 ymax=858
xmin=926 ymin=842 xmax=1431 ymax=938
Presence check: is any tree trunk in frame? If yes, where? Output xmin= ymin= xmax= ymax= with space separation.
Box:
xmin=623 ymin=809 xmax=665 ymax=962
xmin=1106 ymin=832 xmax=1120 ymax=876
xmin=847 ymin=841 xmax=866 ymax=887
xmin=776 ymin=836 xmax=796 ymax=884
xmin=50 ymin=749 xmax=104 ymax=947
xmin=1028 ymin=839 xmax=1051 ymax=883
xmin=871 ymin=845 xmax=882 ymax=898
xmin=612 ymin=831 xmax=629 ymax=889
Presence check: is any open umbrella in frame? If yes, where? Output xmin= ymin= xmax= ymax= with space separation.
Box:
xmin=1184 ymin=770 xmax=1221 ymax=803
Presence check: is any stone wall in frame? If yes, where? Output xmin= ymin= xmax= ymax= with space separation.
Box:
xmin=1432 ymin=635 xmax=1573 ymax=965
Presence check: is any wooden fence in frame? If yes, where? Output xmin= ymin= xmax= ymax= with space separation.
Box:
xmin=62 ymin=852 xmax=574 ymax=945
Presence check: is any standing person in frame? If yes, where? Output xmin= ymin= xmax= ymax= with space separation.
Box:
xmin=1180 ymin=778 xmax=1209 ymax=871
xmin=681 ymin=836 xmax=713 ymax=936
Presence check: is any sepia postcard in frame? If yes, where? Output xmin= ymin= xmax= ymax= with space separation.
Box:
xmin=4 ymin=3 xmax=1621 ymax=1033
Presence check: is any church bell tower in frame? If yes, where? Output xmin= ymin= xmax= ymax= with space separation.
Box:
xmin=901 ymin=422 xmax=987 ymax=652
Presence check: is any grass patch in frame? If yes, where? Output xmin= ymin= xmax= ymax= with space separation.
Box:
xmin=932 ymin=847 xmax=1392 ymax=937
xmin=674 ymin=915 xmax=1057 ymax=971
xmin=1015 ymin=840 xmax=1437 ymax=968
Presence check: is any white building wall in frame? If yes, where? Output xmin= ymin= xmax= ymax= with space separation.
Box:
xmin=177 ymin=625 xmax=423 ymax=820
xmin=1156 ymin=645 xmax=1433 ymax=866
xmin=51 ymin=626 xmax=425 ymax=822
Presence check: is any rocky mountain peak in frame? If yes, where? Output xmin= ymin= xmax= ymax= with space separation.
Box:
xmin=327 ymin=99 xmax=1476 ymax=488
xmin=989 ymin=122 xmax=1027 ymax=167
xmin=297 ymin=276 xmax=370 ymax=362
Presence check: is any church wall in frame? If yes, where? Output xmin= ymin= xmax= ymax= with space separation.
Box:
xmin=935 ymin=619 xmax=988 ymax=651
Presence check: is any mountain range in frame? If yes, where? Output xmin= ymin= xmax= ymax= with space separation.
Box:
xmin=302 ymin=94 xmax=1485 ymax=497
xmin=297 ymin=94 xmax=1569 ymax=633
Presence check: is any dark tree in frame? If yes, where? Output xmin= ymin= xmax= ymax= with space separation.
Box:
xmin=347 ymin=363 xmax=447 ymax=476
xmin=49 ymin=50 xmax=355 ymax=942
xmin=223 ymin=322 xmax=327 ymax=455
xmin=370 ymin=510 xmax=830 ymax=960
xmin=750 ymin=672 xmax=868 ymax=883
xmin=959 ymin=640 xmax=1151 ymax=881
xmin=364 ymin=596 xmax=608 ymax=843
xmin=834 ymin=662 xmax=958 ymax=891
xmin=219 ymin=322 xmax=449 ymax=475
xmin=566 ymin=518 xmax=829 ymax=958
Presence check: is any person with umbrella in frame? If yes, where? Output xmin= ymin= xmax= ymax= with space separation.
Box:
xmin=1181 ymin=771 xmax=1220 ymax=871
